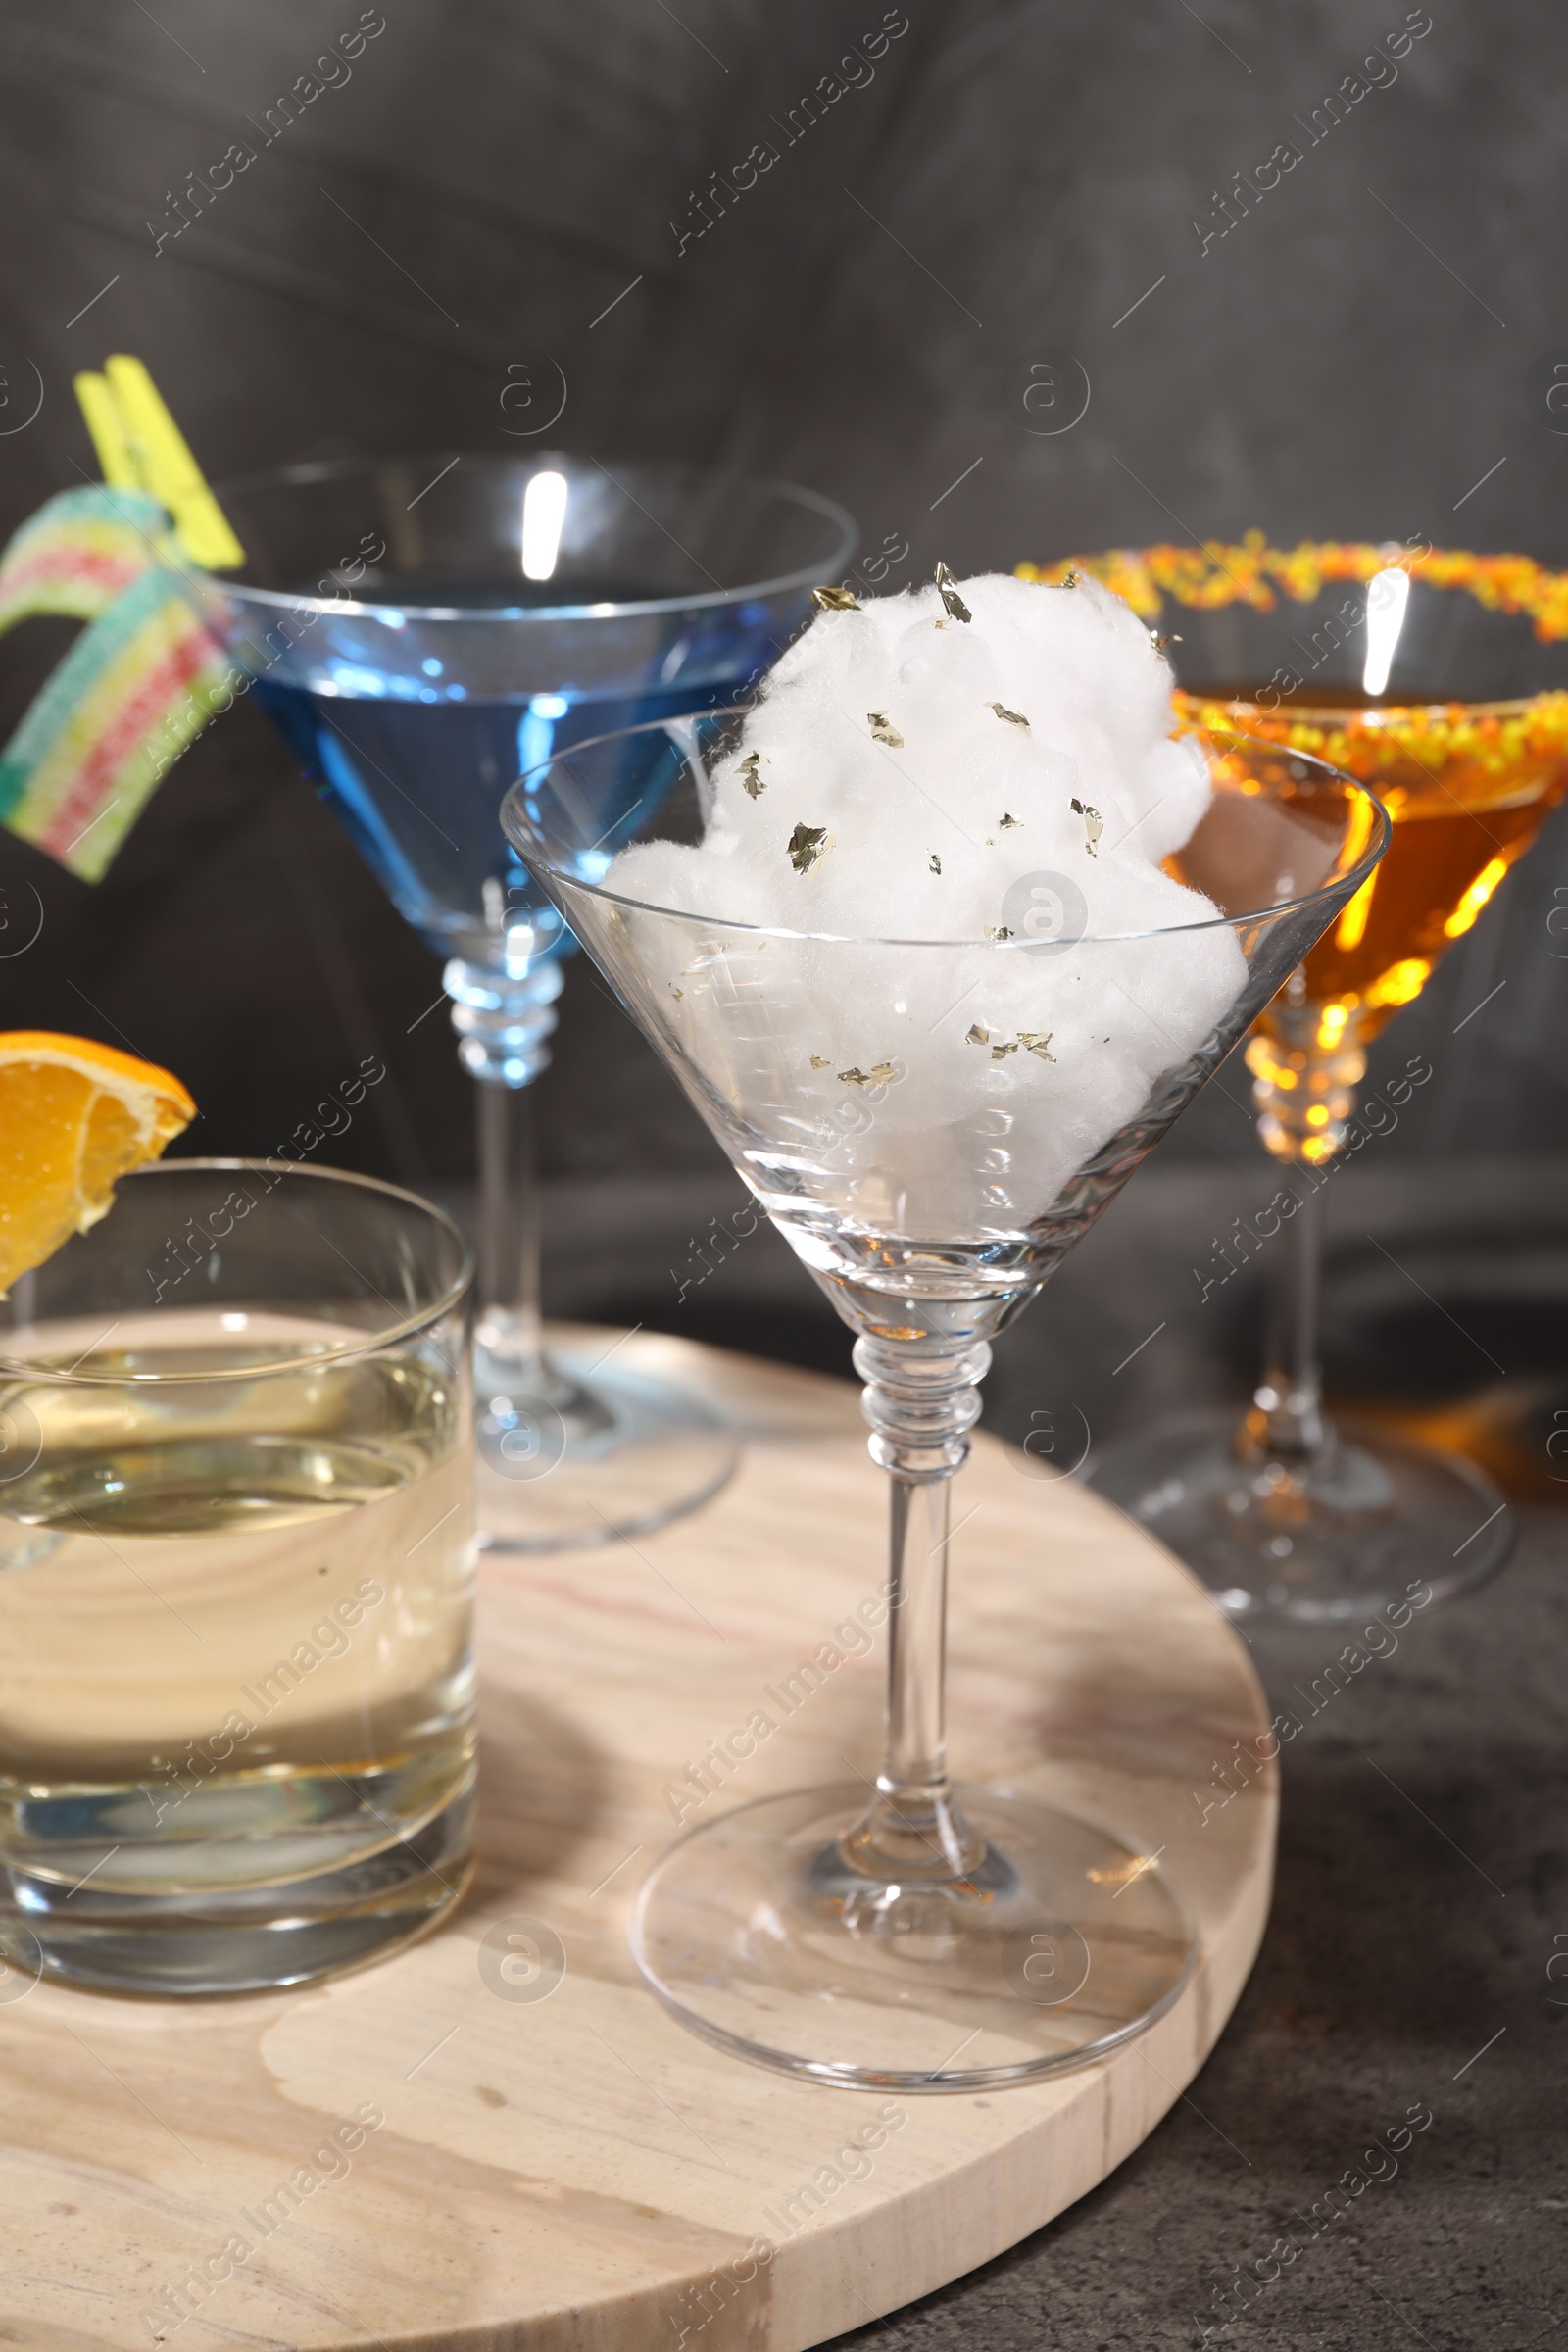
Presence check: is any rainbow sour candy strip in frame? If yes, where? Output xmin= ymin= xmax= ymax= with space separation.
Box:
xmin=0 ymin=360 xmax=246 ymax=882
xmin=0 ymin=484 xmax=173 ymax=633
xmin=0 ymin=491 xmax=232 ymax=881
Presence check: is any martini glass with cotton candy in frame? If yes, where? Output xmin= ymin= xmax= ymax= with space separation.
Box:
xmin=503 ymin=566 xmax=1388 ymax=2089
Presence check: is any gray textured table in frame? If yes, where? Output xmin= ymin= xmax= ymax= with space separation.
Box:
xmin=818 ymin=1529 xmax=1564 ymax=2352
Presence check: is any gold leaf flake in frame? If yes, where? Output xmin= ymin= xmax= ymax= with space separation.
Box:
xmin=988 ymin=701 xmax=1030 ymax=730
xmin=1018 ymin=1031 xmax=1056 ymax=1061
xmin=1060 ymin=568 xmax=1080 ymax=589
xmin=839 ymin=1062 xmax=897 ymax=1089
xmin=1150 ymin=631 xmax=1183 ymax=654
xmin=812 ymin=584 xmax=860 ymax=611
xmin=788 ymin=822 xmax=830 ymax=875
xmin=965 ymin=1023 xmax=990 ymax=1045
xmin=1070 ymin=797 xmax=1103 ymax=857
xmin=984 ymin=924 xmax=1013 ymax=942
xmin=738 ymin=750 xmax=768 ymax=798
xmin=998 ymin=812 xmax=1020 ymax=829
xmin=809 ymin=1054 xmax=829 ymax=1068
xmin=990 ymin=1041 xmax=1017 ymax=1060
xmin=934 ymin=561 xmax=972 ymax=623
xmin=670 ymin=985 xmax=683 ymax=1000
xmin=929 ymin=854 xmax=942 ymax=875
xmin=867 ymin=710 xmax=904 ymax=747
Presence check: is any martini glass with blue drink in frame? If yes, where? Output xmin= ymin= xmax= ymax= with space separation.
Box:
xmin=211 ymin=454 xmax=856 ymax=1548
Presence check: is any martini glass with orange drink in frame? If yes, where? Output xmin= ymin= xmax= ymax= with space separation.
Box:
xmin=1022 ymin=537 xmax=1568 ymax=1621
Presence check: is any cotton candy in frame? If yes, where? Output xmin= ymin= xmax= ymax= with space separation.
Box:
xmin=606 ymin=571 xmax=1246 ymax=1239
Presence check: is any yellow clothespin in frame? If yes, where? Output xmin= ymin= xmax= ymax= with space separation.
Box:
xmin=72 ymin=356 xmax=244 ymax=570
xmin=73 ymin=369 xmax=142 ymax=491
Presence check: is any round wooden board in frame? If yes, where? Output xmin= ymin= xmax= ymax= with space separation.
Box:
xmin=0 ymin=1329 xmax=1275 ymax=2352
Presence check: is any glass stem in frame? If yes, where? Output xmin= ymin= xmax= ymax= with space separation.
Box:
xmin=1253 ymin=1180 xmax=1326 ymax=1458
xmin=841 ymin=1333 xmax=992 ymax=1880
xmin=473 ymin=1079 xmax=545 ymax=1382
xmin=1243 ymin=989 xmax=1366 ymax=1467
xmin=445 ymin=957 xmax=564 ymax=1398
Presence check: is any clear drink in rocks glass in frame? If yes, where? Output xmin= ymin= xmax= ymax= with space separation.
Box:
xmin=0 ymin=1161 xmax=475 ymax=1996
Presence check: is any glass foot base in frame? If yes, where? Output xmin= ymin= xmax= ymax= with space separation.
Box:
xmin=1087 ymin=1409 xmax=1512 ymax=1624
xmin=0 ymin=1777 xmax=474 ymax=1998
xmin=475 ymin=1331 xmax=738 ymax=1553
xmin=630 ymin=1782 xmax=1195 ymax=2090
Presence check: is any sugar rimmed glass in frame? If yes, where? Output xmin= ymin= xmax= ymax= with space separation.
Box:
xmin=0 ymin=1160 xmax=474 ymax=1997
xmin=1054 ymin=538 xmax=1568 ymax=1619
xmin=503 ymin=714 xmax=1388 ymax=2089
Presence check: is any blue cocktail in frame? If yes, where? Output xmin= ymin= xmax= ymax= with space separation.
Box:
xmin=210 ymin=454 xmax=856 ymax=1547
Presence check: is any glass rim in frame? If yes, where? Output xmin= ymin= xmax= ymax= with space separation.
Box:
xmin=501 ymin=710 xmax=1393 ymax=951
xmin=1031 ymin=538 xmax=1568 ymax=635
xmin=0 ymin=1159 xmax=473 ymax=1388
xmin=1175 ymin=685 xmax=1566 ymax=723
xmin=211 ymin=451 xmax=859 ymax=626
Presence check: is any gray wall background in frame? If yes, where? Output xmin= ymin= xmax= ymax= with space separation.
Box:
xmin=2 ymin=0 xmax=1567 ymax=1190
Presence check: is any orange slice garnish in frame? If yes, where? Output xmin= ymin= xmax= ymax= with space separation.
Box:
xmin=0 ymin=1031 xmax=195 ymax=1296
